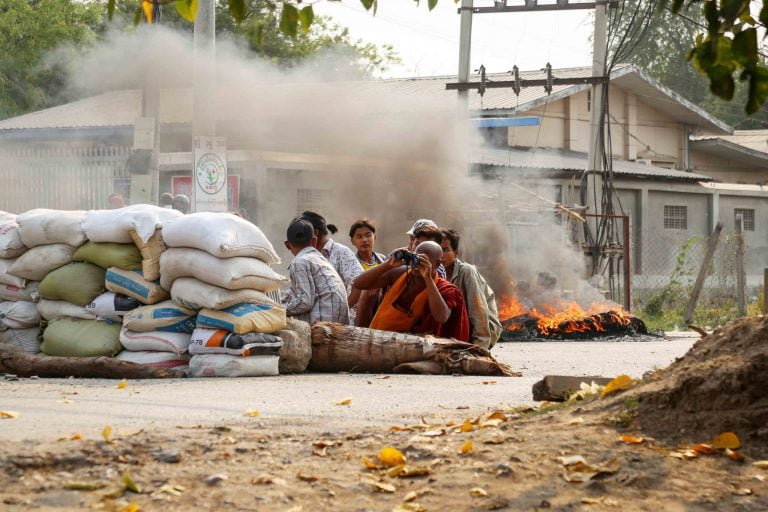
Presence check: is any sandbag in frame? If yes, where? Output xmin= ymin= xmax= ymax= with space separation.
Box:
xmin=37 ymin=299 xmax=95 ymax=321
xmin=8 ymin=244 xmax=75 ymax=281
xmin=84 ymin=292 xmax=142 ymax=318
xmin=119 ymin=326 xmax=191 ymax=354
xmin=189 ymin=328 xmax=282 ymax=356
xmin=16 ymin=209 xmax=86 ymax=248
xmin=162 ymin=212 xmax=280 ymax=263
xmin=160 ymin=248 xmax=287 ymax=292
xmin=83 ymin=204 xmax=183 ymax=244
xmin=0 ymin=327 xmax=40 ymax=353
xmin=38 ymin=262 xmax=105 ymax=307
xmin=129 ymin=228 xmax=164 ymax=282
xmin=123 ymin=301 xmax=196 ymax=333
xmin=278 ymin=318 xmax=312 ymax=374
xmin=0 ymin=220 xmax=26 ymax=259
xmin=73 ymin=241 xmax=142 ymax=270
xmin=0 ymin=282 xmax=38 ymax=302
xmin=115 ymin=350 xmax=190 ymax=369
xmin=0 ymin=211 xmax=15 ymax=223
xmin=171 ymin=277 xmax=278 ymax=311
xmin=0 ymin=258 xmax=25 ymax=287
xmin=188 ymin=354 xmax=279 ymax=377
xmin=196 ymin=303 xmax=287 ymax=335
xmin=105 ymin=268 xmax=168 ymax=305
xmin=0 ymin=301 xmax=40 ymax=329
xmin=41 ymin=318 xmax=121 ymax=357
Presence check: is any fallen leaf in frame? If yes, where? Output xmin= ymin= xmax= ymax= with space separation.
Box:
xmin=421 ymin=429 xmax=446 ymax=437
xmin=669 ymin=449 xmax=699 ymax=460
xmin=252 ymin=474 xmax=286 ymax=486
xmin=158 ymin=484 xmax=185 ymax=496
xmin=102 ymin=425 xmax=114 ymax=444
xmin=709 ymin=432 xmax=740 ymax=450
xmin=479 ymin=418 xmax=503 ymax=429
xmin=487 ymin=411 xmax=508 ymax=422
xmin=122 ymin=470 xmax=141 ymax=493
xmin=393 ymin=504 xmax=426 ymax=512
xmin=219 ymin=436 xmax=237 ymax=445
xmin=567 ymin=417 xmax=585 ymax=425
xmin=335 ymin=399 xmax=352 ymax=406
xmin=387 ymin=465 xmax=432 ymax=478
xmin=116 ymin=378 xmax=127 ymax=389
xmin=619 ymin=435 xmax=644 ymax=444
xmin=63 ymin=481 xmax=106 ymax=490
xmin=470 ymin=487 xmax=488 ymax=497
xmin=297 ymin=471 xmax=318 ymax=482
xmin=375 ymin=375 xmax=391 ymax=380
xmin=693 ymin=443 xmax=718 ymax=455
xmin=0 ymin=410 xmax=19 ymax=419
xmin=460 ymin=441 xmax=474 ymax=454
xmin=482 ymin=381 xmax=497 ymax=385
xmin=483 ymin=434 xmax=507 ymax=445
xmin=119 ymin=429 xmax=144 ymax=437
xmin=725 ymin=448 xmax=745 ymax=462
xmin=58 ymin=433 xmax=82 ymax=442
xmin=361 ymin=476 xmax=396 ymax=493
xmin=560 ymin=455 xmax=620 ymax=483
xmin=753 ymin=460 xmax=768 ymax=469
xmin=458 ymin=421 xmax=474 ymax=433
xmin=312 ymin=439 xmax=340 ymax=448
xmin=362 ymin=457 xmax=381 ymax=470
xmin=119 ymin=503 xmax=140 ymax=512
xmin=600 ymin=375 xmax=633 ymax=397
xmin=581 ymin=497 xmax=619 ymax=506
xmin=379 ymin=447 xmax=406 ymax=467
xmin=390 ymin=425 xmax=414 ymax=432
xmin=312 ymin=446 xmax=328 ymax=457
xmin=404 ymin=488 xmax=433 ymax=502
xmin=243 ymin=409 xmax=259 ymax=417
xmin=732 ymin=487 xmax=752 ymax=496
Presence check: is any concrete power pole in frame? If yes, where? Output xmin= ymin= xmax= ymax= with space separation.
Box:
xmin=193 ymin=0 xmax=216 ymax=136
xmin=457 ymin=0 xmax=473 ymax=114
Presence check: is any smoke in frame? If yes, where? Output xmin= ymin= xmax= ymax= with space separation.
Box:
xmin=1 ymin=25 xmax=614 ymax=310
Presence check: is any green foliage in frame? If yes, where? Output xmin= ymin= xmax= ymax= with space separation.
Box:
xmin=175 ymin=0 xmax=198 ymax=22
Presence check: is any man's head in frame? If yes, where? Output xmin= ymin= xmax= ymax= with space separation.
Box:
xmin=300 ymin=211 xmax=330 ymax=247
xmin=415 ymin=241 xmax=443 ymax=277
xmin=349 ymin=218 xmax=377 ymax=253
xmin=172 ymin=194 xmax=190 ymax=214
xmin=284 ymin=218 xmax=316 ymax=255
xmin=159 ymin=193 xmax=174 ymax=208
xmin=410 ymin=225 xmax=443 ymax=251
xmin=108 ymin=193 xmax=125 ymax=209
xmin=440 ymin=229 xmax=460 ymax=267
xmin=406 ymin=219 xmax=440 ymax=251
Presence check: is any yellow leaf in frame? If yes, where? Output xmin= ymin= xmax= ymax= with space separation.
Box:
xmin=403 ymin=488 xmax=432 ymax=502
xmin=119 ymin=503 xmax=140 ymax=512
xmin=619 ymin=435 xmax=644 ymax=444
xmin=116 ymin=378 xmax=127 ymax=389
xmin=63 ymin=481 xmax=106 ymax=490
xmin=693 ymin=443 xmax=718 ymax=455
xmin=753 ymin=460 xmax=768 ymax=469
xmin=243 ymin=409 xmax=260 ymax=417
xmin=482 ymin=381 xmax=497 ymax=385
xmin=362 ymin=457 xmax=381 ymax=470
xmin=297 ymin=471 xmax=318 ymax=482
xmin=102 ymin=425 xmax=114 ymax=444
xmin=0 ymin=410 xmax=19 ymax=419
xmin=725 ymin=448 xmax=745 ymax=462
xmin=335 ymin=399 xmax=352 ymax=406
xmin=58 ymin=433 xmax=82 ymax=442
xmin=709 ymin=432 xmax=740 ymax=449
xmin=387 ymin=465 xmax=432 ymax=478
xmin=122 ymin=470 xmax=141 ymax=493
xmin=378 ymin=447 xmax=406 ymax=467
xmin=487 ymin=411 xmax=508 ymax=422
xmin=458 ymin=421 xmax=474 ymax=433
xmin=479 ymin=418 xmax=503 ymax=429
xmin=361 ymin=476 xmax=395 ymax=493
xmin=600 ymin=375 xmax=633 ymax=397
xmin=460 ymin=441 xmax=474 ymax=454
xmin=470 ymin=487 xmax=488 ymax=497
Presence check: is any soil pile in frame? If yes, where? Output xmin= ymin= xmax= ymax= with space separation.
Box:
xmin=634 ymin=316 xmax=768 ymax=455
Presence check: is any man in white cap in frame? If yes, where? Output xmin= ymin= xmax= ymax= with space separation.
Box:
xmin=405 ymin=219 xmax=447 ymax=279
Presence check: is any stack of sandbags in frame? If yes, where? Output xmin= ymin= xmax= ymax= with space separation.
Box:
xmin=161 ymin=212 xmax=288 ymax=377
xmin=117 ymin=301 xmax=196 ymax=370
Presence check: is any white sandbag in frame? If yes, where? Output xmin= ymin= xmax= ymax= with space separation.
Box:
xmin=129 ymin=228 xmax=164 ymax=281
xmin=16 ymin=209 xmax=86 ymax=248
xmin=0 ymin=258 xmax=25 ymax=287
xmin=0 ymin=327 xmax=40 ymax=353
xmin=0 ymin=220 xmax=26 ymax=259
xmin=83 ymin=205 xmax=183 ymax=244
xmin=188 ymin=354 xmax=279 ymax=377
xmin=196 ymin=303 xmax=287 ymax=335
xmin=0 ymin=301 xmax=41 ymax=329
xmin=0 ymin=282 xmax=38 ymax=302
xmin=105 ymin=268 xmax=169 ymax=305
xmin=171 ymin=277 xmax=278 ymax=310
xmin=189 ymin=327 xmax=282 ymax=356
xmin=37 ymin=299 xmax=95 ymax=321
xmin=162 ymin=212 xmax=280 ymax=263
xmin=119 ymin=326 xmax=191 ymax=354
xmin=115 ymin=350 xmax=190 ymax=369
xmin=84 ymin=292 xmax=142 ymax=318
xmin=7 ymin=244 xmax=75 ymax=281
xmin=0 ymin=211 xmax=15 ymax=223
xmin=160 ymin=248 xmax=287 ymax=292
xmin=122 ymin=301 xmax=196 ymax=333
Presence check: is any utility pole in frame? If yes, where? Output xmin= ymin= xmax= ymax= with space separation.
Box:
xmin=193 ymin=0 xmax=216 ymax=137
xmin=457 ymin=0 xmax=474 ymax=115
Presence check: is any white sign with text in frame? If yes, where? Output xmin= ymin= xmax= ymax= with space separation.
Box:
xmin=193 ymin=136 xmax=228 ymax=212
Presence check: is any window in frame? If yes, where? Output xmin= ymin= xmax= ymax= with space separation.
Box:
xmin=296 ymin=188 xmax=332 ymax=215
xmin=734 ymin=208 xmax=755 ymax=231
xmin=663 ymin=205 xmax=687 ymax=230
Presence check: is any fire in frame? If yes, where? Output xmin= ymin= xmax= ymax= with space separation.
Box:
xmin=497 ymin=294 xmax=634 ymax=337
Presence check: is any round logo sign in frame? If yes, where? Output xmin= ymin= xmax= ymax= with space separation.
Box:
xmin=195 ymin=153 xmax=226 ymax=195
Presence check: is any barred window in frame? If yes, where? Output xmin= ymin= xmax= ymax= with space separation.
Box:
xmin=734 ymin=208 xmax=755 ymax=231
xmin=663 ymin=205 xmax=687 ymax=230
xmin=296 ymin=188 xmax=332 ymax=215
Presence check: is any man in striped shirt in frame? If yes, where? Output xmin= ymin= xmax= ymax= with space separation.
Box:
xmin=281 ymin=218 xmax=350 ymax=325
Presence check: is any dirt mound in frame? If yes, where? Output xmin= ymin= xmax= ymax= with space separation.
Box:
xmin=634 ymin=316 xmax=768 ymax=455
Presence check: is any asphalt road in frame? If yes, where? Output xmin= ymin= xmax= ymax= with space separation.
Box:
xmin=0 ymin=336 xmax=697 ymax=442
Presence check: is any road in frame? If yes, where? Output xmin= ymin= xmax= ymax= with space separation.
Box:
xmin=0 ymin=336 xmax=697 ymax=442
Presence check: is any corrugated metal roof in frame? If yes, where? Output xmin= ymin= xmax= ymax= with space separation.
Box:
xmin=694 ymin=130 xmax=768 ymax=152
xmin=474 ymin=146 xmax=714 ymax=181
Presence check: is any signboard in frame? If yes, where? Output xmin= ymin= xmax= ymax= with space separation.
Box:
xmin=193 ymin=136 xmax=228 ymax=212
xmin=173 ymin=175 xmax=240 ymax=211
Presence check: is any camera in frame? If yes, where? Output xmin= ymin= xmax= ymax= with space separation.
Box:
xmin=393 ymin=249 xmax=421 ymax=267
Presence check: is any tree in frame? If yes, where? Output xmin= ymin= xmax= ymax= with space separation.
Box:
xmin=0 ymin=0 xmax=103 ymax=118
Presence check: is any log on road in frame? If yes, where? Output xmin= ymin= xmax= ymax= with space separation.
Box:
xmin=309 ymin=322 xmax=520 ymax=376
xmin=0 ymin=345 xmax=185 ymax=379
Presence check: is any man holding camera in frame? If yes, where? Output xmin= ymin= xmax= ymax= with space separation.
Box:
xmin=353 ymin=241 xmax=469 ymax=342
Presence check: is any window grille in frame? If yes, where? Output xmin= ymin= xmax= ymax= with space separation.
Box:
xmin=296 ymin=188 xmax=332 ymax=215
xmin=663 ymin=205 xmax=687 ymax=230
xmin=734 ymin=208 xmax=755 ymax=231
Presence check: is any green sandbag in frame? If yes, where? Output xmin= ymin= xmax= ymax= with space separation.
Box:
xmin=38 ymin=262 xmax=106 ymax=307
xmin=73 ymin=241 xmax=142 ymax=270
xmin=40 ymin=317 xmax=122 ymax=357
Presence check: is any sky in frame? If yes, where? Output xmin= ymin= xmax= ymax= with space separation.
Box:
xmin=313 ymin=0 xmax=595 ymax=78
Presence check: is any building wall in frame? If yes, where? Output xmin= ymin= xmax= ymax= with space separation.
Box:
xmin=718 ymin=194 xmax=768 ymax=276
xmin=690 ymin=150 xmax=768 ymax=184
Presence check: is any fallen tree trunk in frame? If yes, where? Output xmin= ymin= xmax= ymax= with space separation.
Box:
xmin=309 ymin=322 xmax=520 ymax=376
xmin=0 ymin=345 xmax=185 ymax=379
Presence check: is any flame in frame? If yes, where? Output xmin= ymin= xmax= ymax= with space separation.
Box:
xmin=498 ymin=294 xmax=633 ymax=337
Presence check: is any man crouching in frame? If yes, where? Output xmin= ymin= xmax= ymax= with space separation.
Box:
xmin=353 ymin=241 xmax=469 ymax=342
